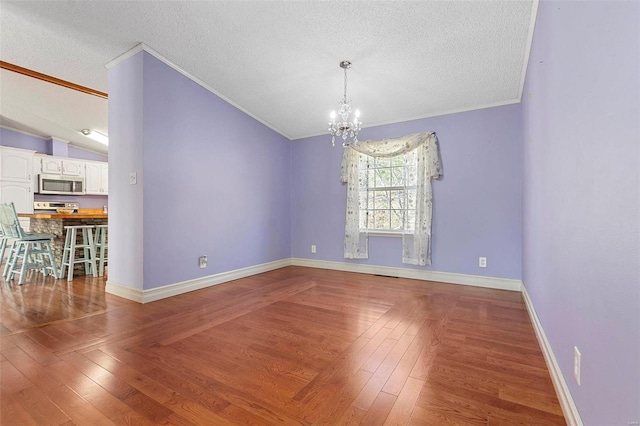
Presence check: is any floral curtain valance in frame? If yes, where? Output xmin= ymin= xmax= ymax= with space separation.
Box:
xmin=340 ymin=132 xmax=442 ymax=266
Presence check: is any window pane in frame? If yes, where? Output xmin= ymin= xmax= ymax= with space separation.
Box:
xmin=375 ymin=157 xmax=390 ymax=168
xmin=374 ymin=210 xmax=390 ymax=229
xmin=375 ymin=168 xmax=390 ymax=187
xmin=367 ymin=168 xmax=376 ymax=187
xmin=391 ymin=167 xmax=404 ymax=186
xmin=367 ymin=211 xmax=375 ymax=229
xmin=392 ymin=156 xmax=404 ymax=167
xmin=374 ymin=190 xmax=390 ymax=209
xmin=390 ymin=190 xmax=404 ymax=210
xmin=390 ymin=210 xmax=404 ymax=230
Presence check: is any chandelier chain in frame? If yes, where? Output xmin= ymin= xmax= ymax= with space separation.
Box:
xmin=343 ymin=67 xmax=348 ymax=101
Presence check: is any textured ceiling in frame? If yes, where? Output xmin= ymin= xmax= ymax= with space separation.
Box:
xmin=0 ymin=1 xmax=537 ymax=152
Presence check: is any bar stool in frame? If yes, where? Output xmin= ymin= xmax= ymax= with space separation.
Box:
xmin=0 ymin=231 xmax=18 ymax=278
xmin=0 ymin=203 xmax=59 ymax=284
xmin=60 ymin=225 xmax=97 ymax=281
xmin=93 ymin=225 xmax=108 ymax=277
xmin=5 ymin=239 xmax=59 ymax=284
xmin=0 ymin=229 xmax=8 ymax=269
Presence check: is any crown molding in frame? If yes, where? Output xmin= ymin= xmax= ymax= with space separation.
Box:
xmin=293 ymin=98 xmax=522 ymax=141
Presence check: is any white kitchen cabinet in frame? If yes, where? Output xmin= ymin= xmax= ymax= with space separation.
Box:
xmin=39 ymin=157 xmax=85 ymax=177
xmin=0 ymin=181 xmax=34 ymax=231
xmin=100 ymin=164 xmax=108 ymax=194
xmin=40 ymin=157 xmax=62 ymax=174
xmin=0 ymin=147 xmax=34 ymax=182
xmin=0 ymin=148 xmax=35 ymax=232
xmin=0 ymin=181 xmax=33 ymax=213
xmin=85 ymin=161 xmax=108 ymax=195
xmin=62 ymin=159 xmax=84 ymax=176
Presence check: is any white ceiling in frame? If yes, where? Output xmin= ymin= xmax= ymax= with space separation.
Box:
xmin=0 ymin=1 xmax=537 ymax=154
xmin=0 ymin=69 xmax=109 ymax=152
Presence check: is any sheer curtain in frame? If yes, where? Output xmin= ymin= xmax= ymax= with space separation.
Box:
xmin=340 ymin=132 xmax=442 ymax=266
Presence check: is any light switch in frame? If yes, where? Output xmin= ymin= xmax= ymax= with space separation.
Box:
xmin=129 ymin=172 xmax=137 ymax=185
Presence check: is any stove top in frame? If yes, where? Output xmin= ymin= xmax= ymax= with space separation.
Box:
xmin=34 ymin=201 xmax=79 ymax=212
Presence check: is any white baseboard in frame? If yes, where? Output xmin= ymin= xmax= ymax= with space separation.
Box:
xmin=105 ymin=280 xmax=144 ymax=303
xmin=521 ymin=284 xmax=583 ymax=426
xmin=290 ymin=257 xmax=522 ymax=291
xmin=107 ymin=257 xmax=522 ymax=302
xmin=106 ymin=258 xmax=292 ymax=304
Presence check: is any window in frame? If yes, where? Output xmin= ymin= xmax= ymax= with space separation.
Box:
xmin=360 ymin=151 xmax=417 ymax=232
xmin=341 ymin=131 xmax=440 ymax=265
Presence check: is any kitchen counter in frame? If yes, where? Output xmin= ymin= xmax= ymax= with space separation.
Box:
xmin=18 ymin=212 xmax=108 ymax=219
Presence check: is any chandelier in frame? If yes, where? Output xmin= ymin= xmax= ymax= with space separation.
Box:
xmin=328 ymin=60 xmax=362 ymax=147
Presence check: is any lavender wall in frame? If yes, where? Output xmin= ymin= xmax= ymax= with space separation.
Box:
xmin=1 ymin=127 xmax=50 ymax=153
xmin=0 ymin=127 xmax=107 ymax=162
xmin=51 ymin=138 xmax=68 ymax=157
xmin=68 ymin=145 xmax=107 ymax=162
xmin=141 ymin=52 xmax=291 ymax=289
xmin=292 ymin=104 xmax=523 ymax=279
xmin=107 ymin=52 xmax=145 ymax=291
xmin=522 ymin=1 xmax=640 ymax=424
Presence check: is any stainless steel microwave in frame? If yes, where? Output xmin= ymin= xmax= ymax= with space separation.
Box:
xmin=37 ymin=174 xmax=85 ymax=195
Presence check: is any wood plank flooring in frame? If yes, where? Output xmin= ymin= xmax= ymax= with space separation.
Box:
xmin=0 ymin=266 xmax=566 ymax=425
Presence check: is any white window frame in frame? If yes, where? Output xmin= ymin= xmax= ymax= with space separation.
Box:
xmin=359 ymin=153 xmax=417 ymax=235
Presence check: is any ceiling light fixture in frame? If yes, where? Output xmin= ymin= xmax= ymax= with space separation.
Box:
xmin=81 ymin=128 xmax=108 ymax=145
xmin=328 ymin=60 xmax=362 ymax=147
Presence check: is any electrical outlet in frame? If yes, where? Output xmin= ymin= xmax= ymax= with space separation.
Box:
xmin=311 ymin=245 xmax=317 ymax=254
xmin=199 ymin=255 xmax=207 ymax=269
xmin=574 ymin=346 xmax=581 ymax=385
xmin=479 ymin=257 xmax=487 ymax=268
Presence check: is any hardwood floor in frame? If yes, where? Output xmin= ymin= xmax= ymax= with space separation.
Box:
xmin=0 ymin=266 xmax=566 ymax=425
